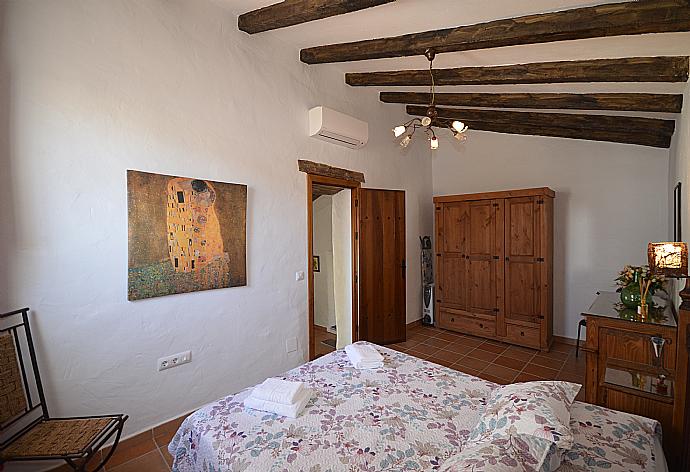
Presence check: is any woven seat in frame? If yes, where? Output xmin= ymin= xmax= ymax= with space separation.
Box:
xmin=1 ymin=417 xmax=117 ymax=459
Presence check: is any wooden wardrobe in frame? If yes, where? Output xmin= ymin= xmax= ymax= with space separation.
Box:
xmin=434 ymin=188 xmax=554 ymax=351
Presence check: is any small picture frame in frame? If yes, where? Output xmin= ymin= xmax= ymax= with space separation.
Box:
xmin=313 ymin=256 xmax=321 ymax=272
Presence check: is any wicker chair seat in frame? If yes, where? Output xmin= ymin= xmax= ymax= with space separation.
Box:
xmin=1 ymin=418 xmax=116 ymax=459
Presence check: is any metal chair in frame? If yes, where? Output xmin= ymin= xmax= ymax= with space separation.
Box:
xmin=0 ymin=308 xmax=128 ymax=471
xmin=576 ymin=319 xmax=586 ymax=358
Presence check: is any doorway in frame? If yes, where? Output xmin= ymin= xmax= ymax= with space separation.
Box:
xmin=307 ymin=175 xmax=360 ymax=360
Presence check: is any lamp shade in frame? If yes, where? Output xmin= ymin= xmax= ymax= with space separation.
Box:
xmin=647 ymin=242 xmax=688 ymax=277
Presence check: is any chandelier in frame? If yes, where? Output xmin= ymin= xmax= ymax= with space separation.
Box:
xmin=393 ymin=49 xmax=468 ymax=150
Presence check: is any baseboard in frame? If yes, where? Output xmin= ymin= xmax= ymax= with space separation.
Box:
xmin=407 ymin=318 xmax=423 ymax=328
xmin=313 ymin=324 xmax=328 ymax=333
xmin=554 ymin=335 xmax=579 ymax=346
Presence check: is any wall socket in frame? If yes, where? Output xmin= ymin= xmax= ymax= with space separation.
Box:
xmin=158 ymin=350 xmax=192 ymax=372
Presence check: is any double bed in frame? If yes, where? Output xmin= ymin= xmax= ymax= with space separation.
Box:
xmin=169 ymin=342 xmax=667 ymax=471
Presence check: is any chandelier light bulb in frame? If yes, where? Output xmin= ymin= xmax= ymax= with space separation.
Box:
xmin=400 ymin=135 xmax=412 ymax=148
xmin=421 ymin=116 xmax=432 ymax=127
xmin=430 ymin=137 xmax=439 ymax=150
xmin=452 ymin=120 xmax=467 ymax=133
xmin=393 ymin=125 xmax=406 ymax=138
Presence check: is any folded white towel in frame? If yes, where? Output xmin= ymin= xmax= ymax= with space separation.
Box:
xmin=245 ymin=388 xmax=312 ymax=418
xmin=251 ymin=378 xmax=305 ymax=405
xmin=345 ymin=343 xmax=384 ymax=369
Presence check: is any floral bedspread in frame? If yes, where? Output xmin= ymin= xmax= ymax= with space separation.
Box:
xmin=169 ymin=342 xmax=665 ymax=472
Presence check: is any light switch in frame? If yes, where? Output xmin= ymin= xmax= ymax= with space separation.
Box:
xmin=295 ymin=271 xmax=305 ymax=281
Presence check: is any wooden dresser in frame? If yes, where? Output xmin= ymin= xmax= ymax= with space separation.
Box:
xmin=433 ymin=188 xmax=554 ymax=351
xmin=582 ymin=290 xmax=689 ymax=466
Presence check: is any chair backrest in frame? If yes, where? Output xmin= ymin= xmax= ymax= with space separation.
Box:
xmin=0 ymin=308 xmax=48 ymax=446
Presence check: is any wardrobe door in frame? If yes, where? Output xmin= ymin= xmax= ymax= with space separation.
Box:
xmin=505 ymin=197 xmax=542 ymax=328
xmin=438 ymin=202 xmax=469 ymax=309
xmin=467 ymin=200 xmax=502 ymax=326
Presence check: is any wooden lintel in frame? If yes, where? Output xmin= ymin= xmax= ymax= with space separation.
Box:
xmin=347 ymin=57 xmax=689 ymax=86
xmin=301 ymin=0 xmax=690 ymax=64
xmin=406 ymin=105 xmax=676 ymax=148
xmin=298 ymin=159 xmax=365 ymax=183
xmin=238 ymin=0 xmax=395 ymax=34
xmin=381 ymin=92 xmax=684 ymax=113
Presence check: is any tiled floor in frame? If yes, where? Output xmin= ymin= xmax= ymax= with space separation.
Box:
xmin=52 ymin=323 xmax=584 ymax=471
xmin=389 ymin=324 xmax=586 ymax=401
xmin=314 ymin=326 xmax=337 ymax=357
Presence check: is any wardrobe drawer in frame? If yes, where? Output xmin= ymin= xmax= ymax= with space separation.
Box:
xmin=505 ymin=323 xmax=541 ymax=348
xmin=438 ymin=310 xmax=497 ymax=337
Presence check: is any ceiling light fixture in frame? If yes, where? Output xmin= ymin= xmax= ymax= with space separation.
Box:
xmin=392 ymin=49 xmax=469 ymax=150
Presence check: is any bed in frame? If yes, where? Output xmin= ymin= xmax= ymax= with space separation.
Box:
xmin=169 ymin=342 xmax=667 ymax=471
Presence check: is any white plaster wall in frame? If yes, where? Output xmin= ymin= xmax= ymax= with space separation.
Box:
xmin=431 ymin=131 xmax=670 ymax=340
xmin=312 ymin=196 xmax=335 ymax=329
xmin=670 ymin=85 xmax=690 ymax=243
xmin=0 ymin=0 xmax=433 ymax=443
xmin=331 ymin=190 xmax=352 ymax=349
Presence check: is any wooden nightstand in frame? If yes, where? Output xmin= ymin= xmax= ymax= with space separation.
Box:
xmin=582 ymin=291 xmax=678 ymax=460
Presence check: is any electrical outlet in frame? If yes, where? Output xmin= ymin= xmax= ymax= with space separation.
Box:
xmin=286 ymin=337 xmax=298 ymax=353
xmin=158 ymin=350 xmax=192 ymax=372
xmin=295 ymin=271 xmax=305 ymax=281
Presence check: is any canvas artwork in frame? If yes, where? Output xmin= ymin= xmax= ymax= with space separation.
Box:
xmin=127 ymin=170 xmax=247 ymax=301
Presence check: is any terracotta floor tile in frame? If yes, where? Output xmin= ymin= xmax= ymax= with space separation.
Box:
xmin=459 ymin=356 xmax=490 ymax=372
xmin=466 ymin=348 xmax=499 ymax=363
xmin=557 ymin=370 xmax=585 ymax=384
xmin=522 ymin=363 xmax=560 ymax=379
xmin=102 ymin=430 xmax=156 ymax=469
xmin=451 ymin=336 xmax=485 ymax=349
xmin=153 ymin=415 xmax=186 ymax=447
xmin=475 ymin=342 xmax=507 ymax=355
xmin=493 ymin=355 xmax=526 ymax=371
xmin=482 ymin=364 xmax=519 ymax=383
xmin=514 ymin=372 xmax=545 ymax=383
xmin=452 ymin=366 xmax=483 ymax=378
xmin=428 ymin=357 xmax=456 ymax=368
xmin=551 ymin=342 xmax=575 ymax=354
xmin=411 ymin=343 xmax=440 ymax=356
xmin=406 ymin=349 xmax=434 ymax=360
xmin=433 ymin=349 xmax=465 ymax=364
xmin=422 ymin=337 xmax=452 ymax=349
xmin=159 ymin=444 xmax=174 ymax=468
xmin=436 ymin=330 xmax=462 ymax=341
xmin=504 ymin=346 xmax=538 ymax=362
xmin=408 ymin=333 xmax=432 ymax=343
xmin=444 ymin=342 xmax=477 ymax=356
xmin=108 ymin=449 xmax=170 ymax=472
xmin=540 ymin=350 xmax=570 ymax=361
xmin=531 ymin=354 xmax=565 ymax=370
xmin=396 ymin=339 xmax=424 ymax=350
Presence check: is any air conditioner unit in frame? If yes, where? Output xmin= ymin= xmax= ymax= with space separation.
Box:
xmin=309 ymin=106 xmax=368 ymax=149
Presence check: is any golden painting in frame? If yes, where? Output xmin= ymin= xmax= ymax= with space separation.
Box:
xmin=127 ymin=170 xmax=247 ymax=300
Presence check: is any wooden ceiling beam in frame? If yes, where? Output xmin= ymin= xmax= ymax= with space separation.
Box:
xmin=381 ymin=92 xmax=684 ymax=113
xmin=301 ymin=0 xmax=690 ymax=64
xmin=406 ymin=105 xmax=676 ymax=148
xmin=346 ymin=57 xmax=689 ymax=86
xmin=238 ymin=0 xmax=396 ymax=34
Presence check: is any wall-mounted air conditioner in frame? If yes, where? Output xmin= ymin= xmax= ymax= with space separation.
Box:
xmin=309 ymin=106 xmax=368 ymax=149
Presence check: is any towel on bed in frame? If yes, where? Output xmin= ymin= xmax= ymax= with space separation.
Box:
xmin=251 ymin=378 xmax=305 ymax=405
xmin=345 ymin=343 xmax=383 ymax=369
xmin=244 ymin=388 xmax=312 ymax=418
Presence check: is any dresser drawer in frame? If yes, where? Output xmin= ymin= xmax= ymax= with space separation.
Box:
xmin=600 ymin=328 xmax=676 ymax=371
xmin=438 ymin=309 xmax=497 ymax=337
xmin=505 ymin=323 xmax=541 ymax=348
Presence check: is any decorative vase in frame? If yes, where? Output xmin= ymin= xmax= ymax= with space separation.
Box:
xmin=620 ymin=283 xmax=642 ymax=308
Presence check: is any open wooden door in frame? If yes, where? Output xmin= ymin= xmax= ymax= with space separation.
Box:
xmin=358 ymin=189 xmax=406 ymax=344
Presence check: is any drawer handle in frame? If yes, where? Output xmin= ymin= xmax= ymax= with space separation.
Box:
xmin=450 ymin=317 xmax=455 ymax=322
xmin=520 ymin=331 xmax=525 ymax=336
xmin=479 ymin=323 xmax=484 ymax=328
xmin=651 ymin=336 xmax=665 ymax=360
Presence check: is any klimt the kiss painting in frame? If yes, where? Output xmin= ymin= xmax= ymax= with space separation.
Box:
xmin=127 ymin=170 xmax=247 ymax=301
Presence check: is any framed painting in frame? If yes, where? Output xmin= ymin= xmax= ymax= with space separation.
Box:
xmin=127 ymin=170 xmax=247 ymax=301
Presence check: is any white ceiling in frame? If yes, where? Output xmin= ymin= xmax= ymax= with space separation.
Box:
xmin=215 ymin=1 xmax=690 ymax=103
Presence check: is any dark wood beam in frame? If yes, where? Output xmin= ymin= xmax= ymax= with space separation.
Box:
xmin=406 ymin=105 xmax=676 ymax=148
xmin=381 ymin=92 xmax=684 ymax=113
xmin=298 ymin=159 xmax=365 ymax=183
xmin=346 ymin=57 xmax=689 ymax=86
xmin=238 ymin=0 xmax=395 ymax=34
xmin=301 ymin=0 xmax=690 ymax=64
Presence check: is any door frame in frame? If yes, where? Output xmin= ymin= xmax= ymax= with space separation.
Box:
xmin=306 ymin=173 xmax=360 ymax=360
